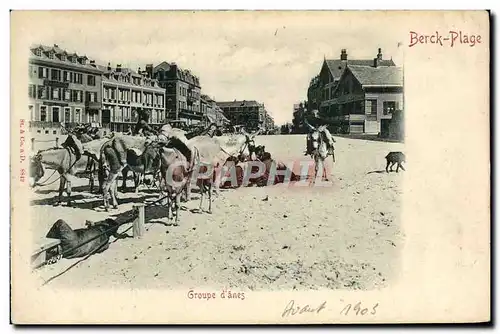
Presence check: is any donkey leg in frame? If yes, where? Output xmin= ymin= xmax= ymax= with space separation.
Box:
xmin=199 ymin=186 xmax=204 ymax=212
xmin=385 ymin=160 xmax=390 ymax=173
xmin=166 ymin=195 xmax=171 ymax=220
xmin=175 ymin=193 xmax=181 ymax=224
xmin=208 ymin=183 xmax=213 ymax=214
xmin=111 ymin=180 xmax=119 ymax=209
xmin=390 ymin=162 xmax=396 ymax=172
xmin=121 ymin=169 xmax=128 ymax=192
xmin=398 ymin=163 xmax=406 ymax=171
xmin=66 ymin=179 xmax=73 ymax=207
xmin=56 ymin=176 xmax=65 ymax=206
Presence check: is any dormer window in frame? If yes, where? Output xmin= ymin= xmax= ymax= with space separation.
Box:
xmin=35 ymin=48 xmax=42 ymax=57
xmin=71 ymin=56 xmax=77 ymax=63
xmin=48 ymin=52 xmax=54 ymax=59
xmin=61 ymin=54 xmax=66 ymax=61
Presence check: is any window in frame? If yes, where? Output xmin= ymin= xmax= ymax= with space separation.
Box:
xmin=35 ymin=49 xmax=42 ymax=57
xmin=87 ymin=75 xmax=96 ymax=86
xmin=48 ymin=52 xmax=54 ymax=59
xmin=29 ymin=65 xmax=35 ymax=78
xmin=383 ymin=101 xmax=396 ymax=115
xmin=61 ymin=54 xmax=66 ymax=61
xmin=87 ymin=92 xmax=97 ymax=102
xmin=38 ymin=67 xmax=48 ymax=79
xmin=51 ymin=69 xmax=61 ymax=81
xmin=74 ymin=109 xmax=81 ymax=123
xmin=28 ymin=84 xmax=36 ymax=98
xmin=64 ymin=108 xmax=71 ymax=122
xmin=38 ymin=86 xmax=47 ymax=99
xmin=73 ymin=90 xmax=82 ymax=102
xmin=52 ymin=107 xmax=60 ymax=122
xmin=52 ymin=88 xmax=60 ymax=100
xmin=365 ymin=99 xmax=377 ymax=115
xmin=74 ymin=73 xmax=83 ymax=84
xmin=71 ymin=56 xmax=77 ymax=63
xmin=64 ymin=89 xmax=71 ymax=101
xmin=63 ymin=71 xmax=71 ymax=82
xmin=29 ymin=105 xmax=34 ymax=120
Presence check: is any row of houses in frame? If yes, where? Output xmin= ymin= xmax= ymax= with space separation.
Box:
xmin=304 ymin=48 xmax=404 ymax=136
xmin=28 ymin=43 xmax=275 ymax=135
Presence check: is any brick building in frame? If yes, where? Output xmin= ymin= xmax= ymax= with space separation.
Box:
xmin=306 ymin=48 xmax=403 ymax=134
xmin=28 ymin=44 xmax=103 ymax=134
xmin=100 ymin=63 xmax=165 ymax=132
xmin=200 ymin=95 xmax=230 ymax=127
xmin=326 ymin=64 xmax=403 ymax=134
xmin=147 ymin=62 xmax=202 ymax=125
xmin=217 ymin=100 xmax=268 ymax=132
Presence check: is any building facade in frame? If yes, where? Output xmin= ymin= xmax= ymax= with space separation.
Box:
xmin=327 ymin=64 xmax=403 ymax=134
xmin=313 ymin=48 xmax=396 ymax=118
xmin=307 ymin=76 xmax=320 ymax=112
xmin=100 ymin=63 xmax=165 ymax=133
xmin=148 ymin=62 xmax=202 ymax=125
xmin=217 ymin=100 xmax=267 ymax=132
xmin=28 ymin=44 xmax=103 ymax=134
xmin=200 ymin=95 xmax=230 ymax=127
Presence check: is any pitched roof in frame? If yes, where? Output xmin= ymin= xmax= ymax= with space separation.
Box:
xmin=216 ymin=100 xmax=262 ymax=108
xmin=347 ymin=65 xmax=403 ymax=86
xmin=324 ymin=58 xmax=396 ymax=80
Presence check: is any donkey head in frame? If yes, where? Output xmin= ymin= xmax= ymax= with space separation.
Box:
xmin=29 ymin=153 xmax=44 ymax=187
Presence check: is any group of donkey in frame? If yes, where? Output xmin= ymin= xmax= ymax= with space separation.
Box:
xmin=29 ymin=123 xmax=266 ymax=222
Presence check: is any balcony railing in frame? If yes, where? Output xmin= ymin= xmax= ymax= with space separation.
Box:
xmin=29 ymin=121 xmax=63 ymax=128
xmin=85 ymin=101 xmax=102 ymax=109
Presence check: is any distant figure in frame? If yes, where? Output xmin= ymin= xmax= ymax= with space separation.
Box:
xmin=125 ymin=125 xmax=133 ymax=135
xmin=134 ymin=111 xmax=157 ymax=136
xmin=385 ymin=152 xmax=406 ymax=173
xmin=304 ymin=110 xmax=335 ymax=156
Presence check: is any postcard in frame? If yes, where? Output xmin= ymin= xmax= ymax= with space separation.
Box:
xmin=10 ymin=10 xmax=490 ymax=324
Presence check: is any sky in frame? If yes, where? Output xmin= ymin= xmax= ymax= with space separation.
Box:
xmin=19 ymin=11 xmax=405 ymax=125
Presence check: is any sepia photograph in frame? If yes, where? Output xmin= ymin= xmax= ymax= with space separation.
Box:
xmin=10 ymin=10 xmax=489 ymax=324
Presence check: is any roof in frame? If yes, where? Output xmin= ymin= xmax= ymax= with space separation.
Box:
xmin=29 ymin=44 xmax=102 ymax=73
xmin=153 ymin=61 xmax=200 ymax=86
xmin=347 ymin=65 xmax=403 ymax=86
xmin=324 ymin=58 xmax=396 ymax=80
xmin=216 ymin=100 xmax=262 ymax=108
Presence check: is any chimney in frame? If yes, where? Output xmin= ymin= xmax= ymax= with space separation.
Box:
xmin=90 ymin=60 xmax=96 ymax=67
xmin=54 ymin=44 xmax=58 ymax=48
xmin=145 ymin=64 xmax=153 ymax=78
xmin=116 ymin=64 xmax=122 ymax=72
xmin=377 ymin=48 xmax=383 ymax=60
xmin=107 ymin=62 xmax=111 ymax=71
xmin=138 ymin=67 xmax=141 ymax=74
xmin=340 ymin=49 xmax=348 ymax=61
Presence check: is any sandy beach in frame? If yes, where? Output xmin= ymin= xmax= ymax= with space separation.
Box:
xmin=31 ymin=134 xmax=404 ymax=291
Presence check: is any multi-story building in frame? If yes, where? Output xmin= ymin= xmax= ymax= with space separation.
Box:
xmin=28 ymin=44 xmax=103 ymax=134
xmin=100 ymin=63 xmax=165 ymax=132
xmin=307 ymin=75 xmax=320 ymax=112
xmin=217 ymin=100 xmax=267 ymax=132
xmin=264 ymin=112 xmax=275 ymax=133
xmin=305 ymin=48 xmax=403 ymax=134
xmin=200 ymin=94 xmax=230 ymax=127
xmin=328 ymin=63 xmax=403 ymax=134
xmin=314 ymin=48 xmax=396 ymax=118
xmin=147 ymin=62 xmax=202 ymax=125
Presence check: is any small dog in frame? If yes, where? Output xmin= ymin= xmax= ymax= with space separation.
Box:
xmin=385 ymin=152 xmax=406 ymax=173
